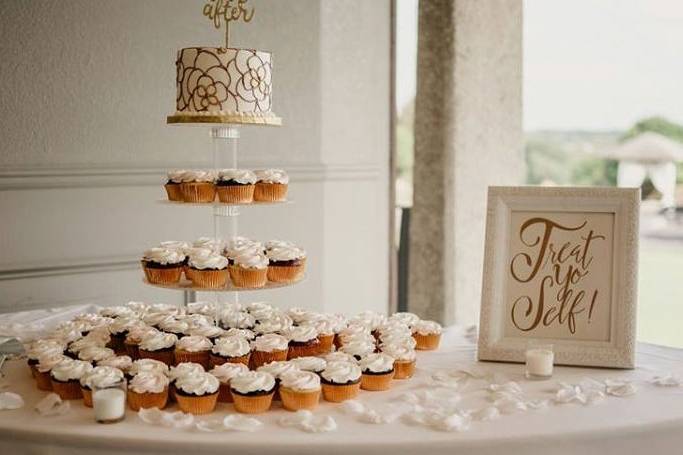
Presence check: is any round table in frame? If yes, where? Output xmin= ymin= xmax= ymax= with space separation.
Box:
xmin=1 ymin=323 xmax=683 ymax=454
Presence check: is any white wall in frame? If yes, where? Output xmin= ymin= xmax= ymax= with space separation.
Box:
xmin=0 ymin=0 xmax=391 ymax=315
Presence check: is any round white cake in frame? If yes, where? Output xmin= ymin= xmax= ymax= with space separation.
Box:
xmin=173 ymin=47 xmax=274 ymax=119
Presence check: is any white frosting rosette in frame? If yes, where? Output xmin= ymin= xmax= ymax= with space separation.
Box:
xmin=412 ymin=320 xmax=443 ymax=335
xmin=379 ymin=332 xmax=417 ymax=350
xmin=129 ymin=371 xmax=169 ymax=394
xmin=143 ymin=311 xmax=176 ymax=328
xmin=26 ymin=340 xmax=65 ymax=361
xmin=209 ymin=362 xmax=249 ymax=383
xmin=321 ymin=361 xmax=362 ymax=384
xmin=212 ymin=335 xmax=251 ymax=357
xmin=285 ymin=325 xmax=318 ymax=343
xmin=388 ymin=312 xmax=420 ymax=327
xmin=251 ymin=334 xmax=289 ymax=353
xmin=50 ymin=359 xmax=93 ymax=382
xmin=169 ymin=362 xmax=205 ymax=381
xmin=266 ymin=245 xmax=306 ymax=262
xmin=340 ymin=337 xmax=376 ymax=358
xmin=80 ymin=366 xmax=124 ymax=389
xmin=257 ymin=361 xmax=300 ymax=379
xmin=189 ymin=253 xmax=229 ymax=270
xmin=175 ymin=371 xmax=219 ymax=396
xmin=181 ymin=169 xmax=216 ymax=183
xmin=291 ymin=356 xmax=327 ymax=373
xmin=359 ymin=353 xmax=395 ymax=374
xmin=139 ymin=332 xmax=177 ymax=351
xmin=233 ymin=253 xmax=268 ymax=270
xmin=186 ymin=301 xmax=215 ymax=316
xmin=193 ymin=236 xmax=224 ymax=251
xmin=265 ymin=239 xmax=296 ymax=251
xmin=255 ymin=169 xmax=289 ymax=184
xmin=99 ymin=305 xmax=136 ymax=319
xmin=254 ymin=313 xmax=293 ymax=334
xmin=225 ymin=328 xmax=256 ymax=340
xmin=279 ymin=370 xmax=321 ymax=392
xmin=167 ymin=169 xmax=187 ymax=183
xmin=351 ymin=311 xmax=388 ymax=331
xmin=189 ymin=324 xmax=225 ymax=339
xmin=220 ymin=310 xmax=256 ymax=329
xmin=143 ymin=248 xmax=185 ymax=265
xmin=158 ymin=318 xmax=190 ymax=335
xmin=129 ymin=359 xmax=169 ymax=376
xmin=68 ymin=337 xmax=105 ymax=355
xmin=109 ymin=316 xmax=145 ymax=335
xmin=230 ymin=371 xmax=276 ymax=395
xmin=36 ymin=353 xmax=67 ymax=373
xmin=218 ymin=168 xmax=257 ymax=184
xmin=380 ymin=344 xmax=416 ymax=362
xmin=97 ymin=355 xmax=133 ymax=372
xmin=338 ymin=324 xmax=371 ymax=342
xmin=324 ymin=351 xmax=358 ymax=364
xmin=175 ymin=335 xmax=212 ymax=352
xmin=78 ymin=346 xmax=115 ymax=362
xmin=126 ymin=325 xmax=159 ymax=344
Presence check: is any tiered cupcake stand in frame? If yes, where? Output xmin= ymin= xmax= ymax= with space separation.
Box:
xmin=143 ymin=114 xmax=302 ymax=319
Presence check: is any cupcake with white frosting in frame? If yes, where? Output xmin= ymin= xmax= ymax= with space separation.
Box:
xmin=50 ymin=358 xmax=94 ymax=400
xmin=141 ymin=247 xmax=185 ymax=285
xmin=174 ymin=335 xmax=213 ymax=368
xmin=25 ymin=339 xmax=64 ymax=379
xmin=412 ymin=320 xmax=443 ymax=350
xmin=359 ymin=353 xmax=395 ymax=391
xmin=108 ymin=317 xmax=145 ymax=354
xmin=339 ymin=335 xmax=376 ymax=361
xmin=127 ymin=371 xmax=169 ymax=411
xmin=225 ymin=327 xmax=256 ymax=341
xmin=180 ymin=169 xmax=217 ymax=203
xmin=129 ymin=358 xmax=169 ymax=378
xmin=230 ymin=370 xmax=277 ymax=414
xmin=320 ymin=361 xmax=362 ymax=402
xmin=188 ymin=324 xmax=225 ymax=342
xmin=380 ymin=344 xmax=416 ymax=379
xmin=324 ymin=351 xmax=358 ymax=364
xmin=220 ymin=310 xmax=256 ymax=331
xmin=97 ymin=355 xmax=133 ymax=375
xmin=279 ymin=370 xmax=321 ymax=411
xmin=229 ymin=252 xmax=269 ymax=288
xmin=303 ymin=317 xmax=337 ymax=354
xmin=257 ymin=360 xmax=300 ymax=401
xmin=209 ymin=362 xmax=249 ymax=402
xmin=80 ymin=366 xmax=124 ymax=407
xmin=158 ymin=317 xmax=191 ymax=338
xmin=216 ymin=168 xmax=257 ymax=204
xmin=266 ymin=243 xmax=307 ymax=283
xmin=174 ymin=371 xmax=220 ymax=414
xmin=249 ymin=333 xmax=289 ymax=369
xmin=284 ymin=325 xmax=320 ymax=359
xmin=223 ymin=237 xmax=264 ymax=265
xmin=164 ymin=169 xmax=186 ymax=201
xmin=124 ymin=325 xmax=158 ymax=360
xmin=254 ymin=168 xmax=289 ymax=202
xmin=138 ymin=331 xmax=177 ymax=366
xmin=188 ymin=253 xmax=230 ymax=289
xmin=78 ymin=345 xmax=115 ymax=363
xmin=34 ymin=353 xmax=67 ymax=391
xmin=210 ymin=335 xmax=251 ymax=367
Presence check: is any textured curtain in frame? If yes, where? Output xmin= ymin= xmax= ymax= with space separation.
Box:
xmin=407 ymin=0 xmax=524 ymax=325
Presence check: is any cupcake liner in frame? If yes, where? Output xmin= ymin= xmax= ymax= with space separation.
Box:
xmin=249 ymin=349 xmax=288 ymax=370
xmin=127 ymin=388 xmax=168 ymax=411
xmin=229 ymin=265 xmax=267 ymax=288
xmin=217 ymin=383 xmax=234 ymax=403
xmin=393 ymin=360 xmax=416 ymax=379
xmin=51 ymin=379 xmax=83 ymax=400
xmin=209 ymin=353 xmax=250 ymax=368
xmin=125 ymin=341 xmax=141 ymax=360
xmin=316 ymin=334 xmax=335 ymax=354
xmin=333 ymin=335 xmax=343 ymax=350
xmin=254 ymin=182 xmax=288 ymax=202
xmin=413 ymin=333 xmax=441 ymax=350
xmin=174 ymin=349 xmax=210 ymax=369
xmin=217 ymin=184 xmax=255 ymax=204
xmin=280 ymin=387 xmax=321 ymax=411
xmin=176 ymin=392 xmax=218 ymax=415
xmin=287 ymin=341 xmax=321 ymax=360
xmin=139 ymin=348 xmax=175 ymax=366
xmin=164 ymin=183 xmax=184 ymax=201
xmin=184 ymin=266 xmax=196 ymax=282
xmin=361 ymin=371 xmax=394 ymax=391
xmin=189 ymin=268 xmax=229 ymax=289
xmin=267 ymin=261 xmax=306 ymax=283
xmin=232 ymin=392 xmax=274 ymax=414
xmin=82 ymin=387 xmax=93 ymax=407
xmin=35 ymin=371 xmax=53 ymax=391
xmin=169 ymin=384 xmax=177 ymax=403
xmin=143 ymin=264 xmax=183 ymax=285
xmin=321 ymin=382 xmax=360 ymax=403
xmin=181 ymin=182 xmax=216 ymax=203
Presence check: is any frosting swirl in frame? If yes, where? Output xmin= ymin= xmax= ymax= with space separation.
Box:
xmin=189 ymin=253 xmax=229 ymax=270
xmin=97 ymin=355 xmax=133 ymax=372
xmin=381 ymin=345 xmax=416 ymax=362
xmin=188 ymin=325 xmax=225 ymax=339
xmin=225 ymin=328 xmax=255 ymax=340
xmin=413 ymin=320 xmax=443 ymax=335
xmin=193 ymin=237 xmax=224 ymax=251
xmin=321 ymin=361 xmax=361 ymax=384
xmin=169 ymin=362 xmax=205 ymax=381
xmin=80 ymin=366 xmax=124 ymax=389
xmin=233 ymin=253 xmax=268 ymax=270
xmin=139 ymin=332 xmax=177 ymax=351
xmin=255 ymin=169 xmax=289 ymax=184
xmin=257 ymin=360 xmax=300 ymax=379
xmin=389 ymin=312 xmax=420 ymax=327
xmin=267 ymin=245 xmax=306 ymax=262
xmin=218 ymin=168 xmax=257 ymax=184
xmin=50 ymin=359 xmax=93 ymax=382
xmin=26 ymin=340 xmax=64 ymax=360
xmin=181 ymin=169 xmax=216 ymax=183
xmin=251 ymin=334 xmax=288 ymax=352
xmin=212 ymin=335 xmax=251 ymax=357
xmin=143 ymin=248 xmax=185 ymax=265
xmin=99 ymin=305 xmax=136 ymax=319
xmin=221 ymin=311 xmax=255 ymax=329
xmin=129 ymin=359 xmax=169 ymax=376
xmin=230 ymin=371 xmax=276 ymax=395
xmin=175 ymin=371 xmax=219 ymax=395
xmin=324 ymin=352 xmax=358 ymax=364
xmin=285 ymin=325 xmax=318 ymax=343
xmin=129 ymin=371 xmax=168 ymax=394
xmin=279 ymin=371 xmax=320 ymax=391
xmin=360 ymin=353 xmax=395 ymax=373
xmin=254 ymin=313 xmax=292 ymax=334
xmin=36 ymin=353 xmax=67 ymax=373
xmin=158 ymin=318 xmax=191 ymax=335
xmin=340 ymin=337 xmax=376 ymax=358
xmin=209 ymin=362 xmax=249 ymax=383
xmin=78 ymin=346 xmax=115 ymax=362
xmin=109 ymin=316 xmax=145 ymax=335
xmin=291 ymin=356 xmax=327 ymax=373
xmin=176 ymin=335 xmax=212 ymax=352
xmin=167 ymin=169 xmax=187 ymax=183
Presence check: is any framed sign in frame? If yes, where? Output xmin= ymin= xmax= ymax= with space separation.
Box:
xmin=477 ymin=186 xmax=639 ymax=368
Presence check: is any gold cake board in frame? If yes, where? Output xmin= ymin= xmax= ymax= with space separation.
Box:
xmin=167 ymin=113 xmax=282 ymax=127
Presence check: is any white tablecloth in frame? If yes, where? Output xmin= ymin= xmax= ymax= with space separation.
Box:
xmin=1 ymin=308 xmax=683 ymax=455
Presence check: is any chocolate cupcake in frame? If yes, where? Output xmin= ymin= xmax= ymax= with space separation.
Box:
xmin=216 ymin=169 xmax=257 ymax=204
xmin=141 ymin=248 xmax=185 ymax=285
xmin=265 ymin=243 xmax=306 ymax=283
xmin=164 ymin=170 xmax=186 ymax=201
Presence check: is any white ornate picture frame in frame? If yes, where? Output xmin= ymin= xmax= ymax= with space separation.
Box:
xmin=477 ymin=186 xmax=639 ymax=368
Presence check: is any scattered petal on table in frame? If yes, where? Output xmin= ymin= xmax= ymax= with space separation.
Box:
xmin=34 ymin=393 xmax=69 ymax=416
xmin=279 ymin=410 xmax=337 ymax=433
xmin=138 ymin=408 xmax=194 ymax=428
xmin=195 ymin=419 xmax=226 ymax=432
xmin=223 ymin=415 xmax=263 ymax=432
xmin=488 ymin=382 xmax=523 ymax=395
xmin=554 ymin=383 xmax=586 ymax=405
xmin=525 ymin=399 xmax=549 ymax=410
xmin=356 ymin=408 xmax=398 ymax=424
xmin=340 ymin=399 xmax=366 ymax=415
xmin=651 ymin=374 xmax=682 ymax=387
xmin=493 ymin=396 xmax=528 ymax=414
xmin=0 ymin=392 xmax=24 ymax=410
xmin=470 ymin=406 xmax=500 ymax=422
xmin=604 ymin=379 xmax=637 ymax=397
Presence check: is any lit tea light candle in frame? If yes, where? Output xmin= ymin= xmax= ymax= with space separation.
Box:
xmin=93 ymin=385 xmax=126 ymax=423
xmin=525 ymin=342 xmax=554 ymax=380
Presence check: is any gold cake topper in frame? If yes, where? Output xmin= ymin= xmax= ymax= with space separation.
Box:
xmin=203 ymin=0 xmax=255 ymax=47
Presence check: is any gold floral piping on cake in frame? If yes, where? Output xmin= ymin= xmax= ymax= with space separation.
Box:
xmin=175 ymin=48 xmax=272 ymax=114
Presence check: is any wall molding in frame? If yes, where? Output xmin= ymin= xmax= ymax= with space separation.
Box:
xmin=0 ymin=255 xmax=140 ymax=281
xmin=0 ymin=163 xmax=381 ymax=190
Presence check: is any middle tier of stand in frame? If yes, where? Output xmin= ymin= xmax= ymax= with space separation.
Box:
xmin=156 ymin=199 xmax=292 ymax=208
xmin=143 ymin=276 xmax=305 ymax=293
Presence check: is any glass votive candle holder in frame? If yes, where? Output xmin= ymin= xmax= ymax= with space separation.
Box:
xmin=525 ymin=341 xmax=554 ymax=380
xmin=92 ymin=379 xmax=127 ymax=424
